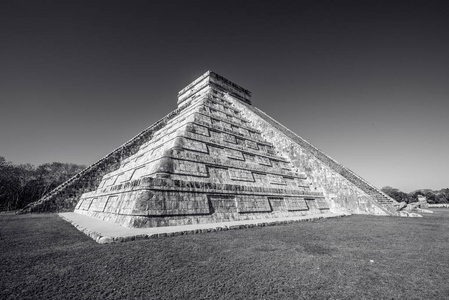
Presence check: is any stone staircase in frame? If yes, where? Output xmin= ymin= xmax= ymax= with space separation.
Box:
xmin=339 ymin=168 xmax=397 ymax=207
xmin=247 ymin=105 xmax=399 ymax=212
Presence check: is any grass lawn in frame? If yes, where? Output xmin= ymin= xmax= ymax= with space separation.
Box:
xmin=1 ymin=210 xmax=449 ymax=300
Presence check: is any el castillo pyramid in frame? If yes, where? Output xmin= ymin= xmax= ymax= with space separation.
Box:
xmin=23 ymin=71 xmax=411 ymax=227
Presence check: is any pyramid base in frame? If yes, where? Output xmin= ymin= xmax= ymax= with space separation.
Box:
xmin=74 ymin=177 xmax=331 ymax=228
xmin=75 ymin=206 xmax=332 ymax=228
xmin=60 ymin=211 xmax=349 ymax=243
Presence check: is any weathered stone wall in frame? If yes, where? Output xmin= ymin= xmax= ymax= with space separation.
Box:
xmin=73 ymin=89 xmax=330 ymax=228
xmin=23 ymin=70 xmax=402 ymax=226
xmin=75 ymin=176 xmax=325 ymax=227
xmin=230 ymin=97 xmax=396 ymax=216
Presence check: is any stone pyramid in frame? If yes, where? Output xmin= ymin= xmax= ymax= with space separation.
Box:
xmin=24 ymin=71 xmax=404 ymax=226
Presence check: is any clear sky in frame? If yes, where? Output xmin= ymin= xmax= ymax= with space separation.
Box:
xmin=1 ymin=0 xmax=448 ymax=192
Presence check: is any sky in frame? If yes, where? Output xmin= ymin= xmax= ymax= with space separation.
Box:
xmin=0 ymin=0 xmax=448 ymax=192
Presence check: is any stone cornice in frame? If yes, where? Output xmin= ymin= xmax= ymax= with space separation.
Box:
xmin=81 ymin=177 xmax=324 ymax=199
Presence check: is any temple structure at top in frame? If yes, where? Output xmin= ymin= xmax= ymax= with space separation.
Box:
xmin=178 ymin=71 xmax=252 ymax=106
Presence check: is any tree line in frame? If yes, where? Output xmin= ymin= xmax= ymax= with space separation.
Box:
xmin=381 ymin=186 xmax=449 ymax=204
xmin=1 ymin=155 xmax=447 ymax=211
xmin=0 ymin=156 xmax=85 ymax=211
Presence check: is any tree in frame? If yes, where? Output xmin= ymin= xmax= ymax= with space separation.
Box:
xmin=381 ymin=186 xmax=413 ymax=203
xmin=0 ymin=156 xmax=85 ymax=211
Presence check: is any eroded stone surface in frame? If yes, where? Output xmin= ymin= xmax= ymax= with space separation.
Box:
xmin=231 ymin=99 xmax=399 ymax=216
xmin=26 ymin=71 xmax=403 ymax=225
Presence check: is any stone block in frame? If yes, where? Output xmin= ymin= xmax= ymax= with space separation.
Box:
xmin=209 ymin=195 xmax=237 ymax=213
xmin=236 ymin=195 xmax=271 ymax=213
xmin=222 ymin=133 xmax=236 ymax=143
xmin=173 ymin=160 xmax=208 ymax=177
xmin=195 ymin=113 xmax=211 ymax=124
xmin=115 ymin=170 xmax=133 ymax=184
xmin=180 ymin=138 xmax=208 ymax=153
xmin=226 ymin=148 xmax=244 ymax=160
xmin=315 ymin=198 xmax=330 ymax=210
xmin=98 ymin=236 xmax=113 ymax=244
xmin=228 ymin=168 xmax=254 ymax=182
xmin=79 ymin=198 xmax=93 ymax=211
xmin=89 ymin=196 xmax=108 ymax=212
xmin=256 ymin=155 xmax=271 ymax=166
xmin=245 ymin=140 xmax=258 ymax=150
xmin=190 ymin=124 xmax=209 ymax=136
xmin=240 ymin=128 xmax=250 ymax=137
xmin=285 ymin=197 xmax=309 ymax=211
xmin=131 ymin=166 xmax=147 ymax=180
xmin=103 ymin=196 xmax=120 ymax=213
xmin=267 ymin=174 xmax=287 ymax=185
xmin=269 ymin=197 xmax=287 ymax=211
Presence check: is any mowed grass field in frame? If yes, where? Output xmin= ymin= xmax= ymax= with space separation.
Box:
xmin=1 ymin=210 xmax=449 ymax=300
